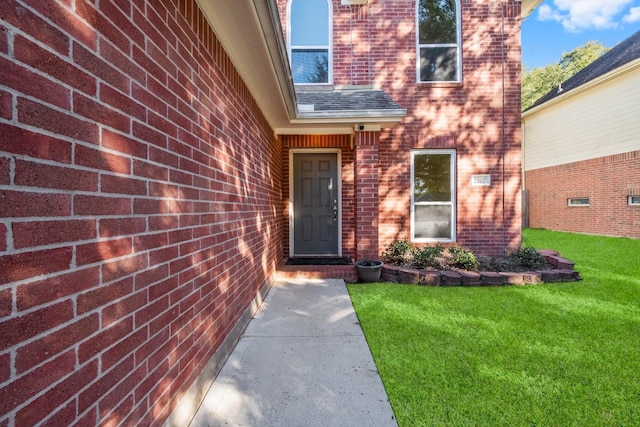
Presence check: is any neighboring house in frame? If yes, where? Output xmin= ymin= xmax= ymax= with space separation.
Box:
xmin=522 ymin=29 xmax=640 ymax=238
xmin=0 ymin=0 xmax=536 ymax=425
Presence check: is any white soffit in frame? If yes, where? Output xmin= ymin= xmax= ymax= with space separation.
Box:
xmin=521 ymin=0 xmax=543 ymax=18
xmin=196 ymin=0 xmax=294 ymax=131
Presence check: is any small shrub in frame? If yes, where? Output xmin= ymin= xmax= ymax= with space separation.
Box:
xmin=477 ymin=256 xmax=509 ymax=272
xmin=411 ymin=244 xmax=444 ymax=269
xmin=448 ymin=246 xmax=479 ymax=271
xmin=382 ymin=237 xmax=414 ymax=266
xmin=509 ymin=247 xmax=547 ymax=269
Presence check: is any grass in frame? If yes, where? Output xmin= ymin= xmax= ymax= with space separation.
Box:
xmin=348 ymin=229 xmax=640 ymax=426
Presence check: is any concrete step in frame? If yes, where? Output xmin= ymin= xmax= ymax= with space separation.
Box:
xmin=276 ymin=263 xmax=358 ymax=282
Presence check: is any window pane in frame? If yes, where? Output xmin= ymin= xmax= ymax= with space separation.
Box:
xmin=568 ymin=198 xmax=590 ymax=206
xmin=414 ymin=154 xmax=451 ymax=202
xmin=292 ymin=49 xmax=329 ymax=83
xmin=414 ymin=205 xmax=452 ymax=239
xmin=418 ymin=0 xmax=457 ymax=44
xmin=291 ymin=0 xmax=329 ymax=46
xmin=420 ymin=47 xmax=457 ymax=81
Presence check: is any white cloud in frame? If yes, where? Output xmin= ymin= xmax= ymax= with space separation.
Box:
xmin=623 ymin=6 xmax=640 ymax=22
xmin=538 ymin=0 xmax=637 ymax=32
xmin=538 ymin=4 xmax=563 ymax=22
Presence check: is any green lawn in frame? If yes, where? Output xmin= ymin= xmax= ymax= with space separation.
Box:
xmin=348 ymin=229 xmax=640 ymax=426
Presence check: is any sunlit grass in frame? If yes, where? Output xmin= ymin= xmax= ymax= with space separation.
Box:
xmin=348 ymin=229 xmax=640 ymax=426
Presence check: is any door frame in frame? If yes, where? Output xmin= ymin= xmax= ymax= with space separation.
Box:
xmin=289 ymin=148 xmax=342 ymax=257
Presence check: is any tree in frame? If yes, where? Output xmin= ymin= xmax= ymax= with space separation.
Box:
xmin=309 ymin=55 xmax=328 ymax=84
xmin=418 ymin=0 xmax=456 ymax=44
xmin=522 ymin=41 xmax=610 ymax=111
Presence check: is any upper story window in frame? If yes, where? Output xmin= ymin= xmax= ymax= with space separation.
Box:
xmin=288 ymin=0 xmax=332 ymax=84
xmin=417 ymin=0 xmax=461 ymax=82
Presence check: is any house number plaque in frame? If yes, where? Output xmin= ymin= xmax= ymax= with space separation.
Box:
xmin=471 ymin=174 xmax=491 ymax=186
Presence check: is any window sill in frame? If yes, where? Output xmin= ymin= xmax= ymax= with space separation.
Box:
xmin=417 ymin=81 xmax=464 ymax=88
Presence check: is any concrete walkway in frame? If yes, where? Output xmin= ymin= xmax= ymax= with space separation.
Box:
xmin=189 ymin=279 xmax=397 ymax=427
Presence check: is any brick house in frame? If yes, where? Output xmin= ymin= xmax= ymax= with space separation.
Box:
xmin=0 ymin=0 xmax=534 ymax=425
xmin=523 ymin=29 xmax=640 ymax=238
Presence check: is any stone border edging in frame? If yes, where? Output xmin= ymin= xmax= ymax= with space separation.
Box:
xmin=380 ymin=249 xmax=582 ymax=286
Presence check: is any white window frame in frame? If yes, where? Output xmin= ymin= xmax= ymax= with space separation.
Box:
xmin=628 ymin=196 xmax=640 ymax=206
xmin=416 ymin=0 xmax=462 ymax=83
xmin=411 ymin=149 xmax=456 ymax=243
xmin=568 ymin=198 xmax=590 ymax=207
xmin=287 ymin=0 xmax=333 ymax=85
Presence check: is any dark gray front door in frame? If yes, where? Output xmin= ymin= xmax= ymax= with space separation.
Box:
xmin=292 ymin=152 xmax=339 ymax=255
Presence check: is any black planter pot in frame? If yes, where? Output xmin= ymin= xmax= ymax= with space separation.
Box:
xmin=355 ymin=260 xmax=384 ymax=282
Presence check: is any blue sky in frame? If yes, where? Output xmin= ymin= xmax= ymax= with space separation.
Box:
xmin=522 ymin=0 xmax=640 ymax=69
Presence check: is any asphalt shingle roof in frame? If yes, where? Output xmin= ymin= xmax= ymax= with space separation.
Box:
xmin=529 ymin=29 xmax=640 ymax=110
xmin=296 ymin=86 xmax=403 ymax=113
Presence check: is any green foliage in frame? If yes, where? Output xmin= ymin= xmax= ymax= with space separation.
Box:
xmin=559 ymin=41 xmax=609 ymax=74
xmin=417 ymin=0 xmax=456 ymax=44
xmin=509 ymin=246 xmax=546 ymax=268
xmin=382 ymin=237 xmax=414 ymax=266
xmin=411 ymin=244 xmax=444 ymax=269
xmin=348 ymin=229 xmax=640 ymax=426
xmin=522 ymin=63 xmax=564 ymax=111
xmin=447 ymin=246 xmax=479 ymax=270
xmin=413 ymin=153 xmax=451 ymax=202
xmin=522 ymin=41 xmax=609 ymax=111
xmin=309 ymin=55 xmax=328 ymax=83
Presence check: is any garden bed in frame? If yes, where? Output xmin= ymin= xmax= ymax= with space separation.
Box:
xmin=380 ymin=249 xmax=581 ymax=286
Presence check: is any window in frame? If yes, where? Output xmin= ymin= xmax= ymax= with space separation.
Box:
xmin=568 ymin=198 xmax=590 ymax=206
xmin=412 ymin=150 xmax=456 ymax=241
xmin=417 ymin=0 xmax=461 ymax=82
xmin=288 ymin=0 xmax=331 ymax=84
xmin=629 ymin=196 xmax=640 ymax=206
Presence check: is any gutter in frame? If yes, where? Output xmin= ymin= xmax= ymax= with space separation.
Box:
xmin=294 ymin=109 xmax=407 ymax=121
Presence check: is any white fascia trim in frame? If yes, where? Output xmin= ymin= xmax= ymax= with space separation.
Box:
xmin=295 ymin=110 xmax=407 ymax=120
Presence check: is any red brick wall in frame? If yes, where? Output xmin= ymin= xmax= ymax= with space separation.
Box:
xmin=0 ymin=0 xmax=282 ymax=425
xmin=526 ymin=151 xmax=640 ymax=238
xmin=278 ymin=1 xmax=523 ymax=256
xmin=354 ymin=132 xmax=380 ymax=260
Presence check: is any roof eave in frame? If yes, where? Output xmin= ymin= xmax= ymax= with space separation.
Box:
xmin=276 ymin=111 xmax=407 ymax=135
xmin=197 ymin=0 xmax=297 ymax=130
xmin=295 ymin=109 xmax=407 ymax=120
xmin=522 ymin=57 xmax=640 ymax=118
xmin=521 ymin=0 xmax=543 ymax=18
xmin=251 ymin=0 xmax=297 ymax=119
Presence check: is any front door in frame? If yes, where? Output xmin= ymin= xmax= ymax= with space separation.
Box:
xmin=292 ymin=152 xmax=340 ymax=256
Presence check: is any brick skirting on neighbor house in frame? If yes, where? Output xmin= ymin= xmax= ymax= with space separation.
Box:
xmin=526 ymin=150 xmax=640 ymax=238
